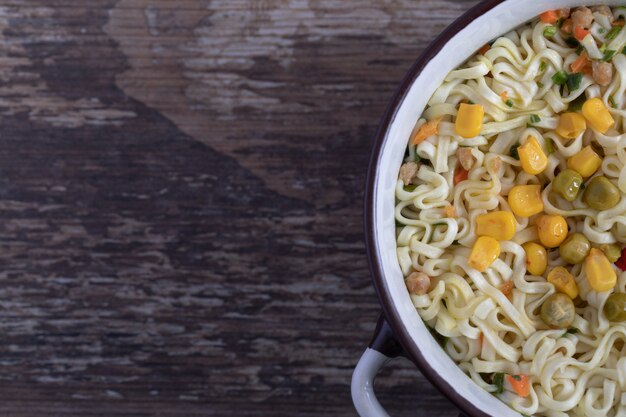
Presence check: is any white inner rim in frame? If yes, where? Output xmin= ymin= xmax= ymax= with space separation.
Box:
xmin=372 ymin=0 xmax=624 ymax=415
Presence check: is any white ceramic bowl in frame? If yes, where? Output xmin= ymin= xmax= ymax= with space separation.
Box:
xmin=352 ymin=1 xmax=623 ymax=416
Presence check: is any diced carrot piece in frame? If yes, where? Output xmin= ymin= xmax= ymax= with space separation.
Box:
xmin=500 ymin=280 xmax=514 ymax=298
xmin=506 ymin=374 xmax=530 ymax=397
xmin=570 ymin=52 xmax=589 ymax=73
xmin=411 ymin=118 xmax=440 ymax=145
xmin=500 ymin=91 xmax=509 ymax=101
xmin=454 ymin=166 xmax=469 ymax=185
xmin=574 ymin=25 xmax=590 ymax=41
xmin=479 ymin=44 xmax=490 ymax=55
xmin=444 ymin=205 xmax=457 ymax=218
xmin=540 ymin=10 xmax=559 ymax=24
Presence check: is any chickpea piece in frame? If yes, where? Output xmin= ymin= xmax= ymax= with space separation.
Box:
xmin=572 ymin=6 xmax=594 ymax=28
xmin=405 ymin=272 xmax=431 ymax=295
xmin=399 ymin=162 xmax=418 ymax=186
xmin=592 ymin=61 xmax=613 ymax=87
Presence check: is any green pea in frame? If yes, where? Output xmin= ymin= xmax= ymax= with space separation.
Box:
xmin=603 ymin=293 xmax=626 ymax=322
xmin=541 ymin=293 xmax=575 ymax=328
xmin=599 ymin=243 xmax=621 ymax=263
xmin=553 ymin=169 xmax=583 ymax=202
xmin=583 ymin=176 xmax=620 ymax=210
xmin=559 ymin=233 xmax=590 ymax=264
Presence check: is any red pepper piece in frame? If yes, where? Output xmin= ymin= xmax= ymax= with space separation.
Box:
xmin=615 ymin=248 xmax=626 ymax=271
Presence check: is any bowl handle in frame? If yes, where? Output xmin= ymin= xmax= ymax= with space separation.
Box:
xmin=351 ymin=314 xmax=404 ymax=417
xmin=353 ymin=315 xmax=473 ymax=416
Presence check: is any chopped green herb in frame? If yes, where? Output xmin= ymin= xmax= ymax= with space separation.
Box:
xmin=414 ymin=152 xmax=421 ymax=163
xmin=543 ymin=26 xmax=556 ymax=37
xmin=539 ymin=61 xmax=547 ymax=72
xmin=545 ymin=138 xmax=555 ymax=155
xmin=599 ymin=28 xmax=606 ymax=34
xmin=609 ymin=95 xmax=617 ymax=108
xmin=603 ymin=49 xmax=617 ymax=62
xmin=537 ymin=81 xmax=545 ymax=88
xmin=600 ymin=43 xmax=607 ymax=53
xmin=505 ymin=99 xmax=514 ymax=107
xmin=530 ymin=114 xmax=541 ymax=124
xmin=565 ymin=37 xmax=579 ymax=47
xmin=511 ymin=374 xmax=522 ymax=381
xmin=568 ymin=94 xmax=586 ymax=111
xmin=606 ymin=26 xmax=622 ymax=40
xmin=493 ymin=373 xmax=505 ymax=394
xmin=552 ymin=70 xmax=568 ymax=85
xmin=566 ymin=72 xmax=583 ymax=91
xmin=404 ymin=184 xmax=417 ymax=192
xmin=510 ymin=145 xmax=520 ymax=160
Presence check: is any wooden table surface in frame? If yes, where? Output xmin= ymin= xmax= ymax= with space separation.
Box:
xmin=0 ymin=1 xmax=480 ymax=416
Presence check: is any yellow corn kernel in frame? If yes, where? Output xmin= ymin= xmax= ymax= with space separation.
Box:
xmin=522 ymin=242 xmax=548 ymax=276
xmin=475 ymin=211 xmax=517 ymax=241
xmin=469 ymin=236 xmax=500 ymax=272
xmin=584 ymin=248 xmax=617 ymax=292
xmin=582 ymin=98 xmax=614 ymax=134
xmin=556 ymin=112 xmax=587 ymax=139
xmin=567 ymin=145 xmax=602 ymax=178
xmin=508 ymin=184 xmax=544 ymax=217
xmin=547 ymin=266 xmax=579 ymax=299
xmin=536 ymin=214 xmax=568 ymax=248
xmin=518 ymin=136 xmax=548 ymax=175
xmin=455 ymin=103 xmax=484 ymax=138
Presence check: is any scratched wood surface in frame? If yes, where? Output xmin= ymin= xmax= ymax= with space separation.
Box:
xmin=0 ymin=1 xmax=481 ymax=416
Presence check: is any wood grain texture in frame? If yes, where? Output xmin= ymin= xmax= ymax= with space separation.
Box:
xmin=0 ymin=0 xmax=479 ymax=416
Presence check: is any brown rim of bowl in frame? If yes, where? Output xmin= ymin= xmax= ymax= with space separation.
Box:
xmin=364 ymin=1 xmax=507 ymax=416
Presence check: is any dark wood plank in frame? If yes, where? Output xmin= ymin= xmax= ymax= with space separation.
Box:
xmin=0 ymin=1 xmax=479 ymax=415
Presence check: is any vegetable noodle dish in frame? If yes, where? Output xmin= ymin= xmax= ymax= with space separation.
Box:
xmin=395 ymin=6 xmax=626 ymax=417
